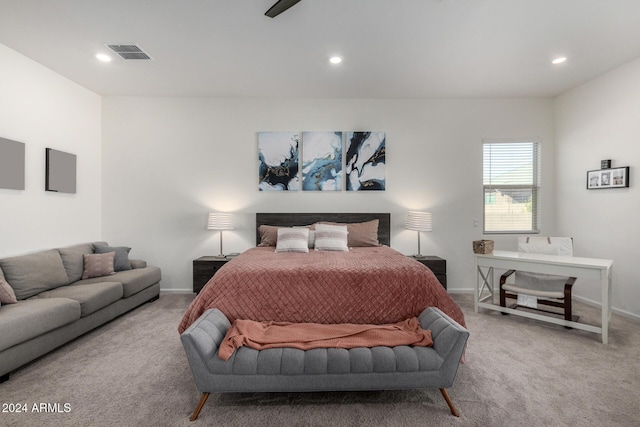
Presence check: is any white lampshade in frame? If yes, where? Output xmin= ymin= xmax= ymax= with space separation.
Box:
xmin=405 ymin=211 xmax=432 ymax=257
xmin=207 ymin=213 xmax=235 ymax=230
xmin=405 ymin=211 xmax=433 ymax=232
xmin=207 ymin=212 xmax=235 ymax=258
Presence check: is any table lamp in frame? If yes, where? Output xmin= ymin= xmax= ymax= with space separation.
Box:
xmin=405 ymin=211 xmax=432 ymax=257
xmin=207 ymin=212 xmax=235 ymax=258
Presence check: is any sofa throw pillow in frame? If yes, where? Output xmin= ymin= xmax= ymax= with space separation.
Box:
xmin=314 ymin=224 xmax=349 ymax=251
xmin=94 ymin=244 xmax=131 ymax=271
xmin=82 ymin=252 xmax=116 ymax=279
xmin=275 ymin=227 xmax=310 ymax=253
xmin=0 ymin=278 xmax=17 ymax=304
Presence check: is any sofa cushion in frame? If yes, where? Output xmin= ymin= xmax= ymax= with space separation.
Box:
xmin=0 ymin=250 xmax=69 ymax=300
xmin=33 ymin=282 xmax=123 ymax=317
xmin=74 ymin=266 xmax=161 ymax=298
xmin=0 ymin=298 xmax=81 ymax=352
xmin=94 ymin=244 xmax=132 ymax=271
xmin=58 ymin=243 xmax=95 ymax=283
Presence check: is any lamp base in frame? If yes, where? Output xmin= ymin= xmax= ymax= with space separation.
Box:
xmin=213 ymin=254 xmax=226 ymax=259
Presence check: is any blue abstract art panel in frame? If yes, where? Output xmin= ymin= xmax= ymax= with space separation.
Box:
xmin=302 ymin=131 xmax=343 ymax=191
xmin=345 ymin=132 xmax=386 ymax=191
xmin=258 ymin=132 xmax=300 ymax=191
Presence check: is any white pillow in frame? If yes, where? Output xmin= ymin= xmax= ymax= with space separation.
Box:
xmin=314 ymin=224 xmax=349 ymax=252
xmin=275 ymin=227 xmax=310 ymax=253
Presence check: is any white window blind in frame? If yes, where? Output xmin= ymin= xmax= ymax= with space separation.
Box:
xmin=483 ymin=140 xmax=541 ymax=234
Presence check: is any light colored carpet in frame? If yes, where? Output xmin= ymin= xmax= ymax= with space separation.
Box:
xmin=1 ymin=293 xmax=639 ymax=427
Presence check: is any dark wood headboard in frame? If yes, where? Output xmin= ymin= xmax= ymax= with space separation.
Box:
xmin=256 ymin=213 xmax=391 ymax=246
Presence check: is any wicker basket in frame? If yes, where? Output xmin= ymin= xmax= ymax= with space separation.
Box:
xmin=473 ymin=240 xmax=494 ymax=254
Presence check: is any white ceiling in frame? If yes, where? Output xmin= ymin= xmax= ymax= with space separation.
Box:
xmin=1 ymin=0 xmax=640 ymax=98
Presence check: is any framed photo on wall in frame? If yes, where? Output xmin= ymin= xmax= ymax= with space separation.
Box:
xmin=587 ymin=166 xmax=629 ymax=189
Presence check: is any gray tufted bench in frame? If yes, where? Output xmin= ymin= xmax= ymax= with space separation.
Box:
xmin=180 ymin=306 xmax=469 ymax=421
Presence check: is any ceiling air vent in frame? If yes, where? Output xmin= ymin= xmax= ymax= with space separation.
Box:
xmin=106 ymin=44 xmax=152 ymax=60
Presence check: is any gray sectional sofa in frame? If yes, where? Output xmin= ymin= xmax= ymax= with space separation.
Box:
xmin=0 ymin=242 xmax=161 ymax=381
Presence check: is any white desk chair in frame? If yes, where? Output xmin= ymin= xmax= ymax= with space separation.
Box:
xmin=499 ymin=236 xmax=577 ymax=322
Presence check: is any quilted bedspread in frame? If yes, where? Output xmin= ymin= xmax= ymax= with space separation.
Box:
xmin=178 ymin=246 xmax=465 ymax=334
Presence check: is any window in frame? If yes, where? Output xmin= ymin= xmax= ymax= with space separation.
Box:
xmin=483 ymin=139 xmax=541 ymax=234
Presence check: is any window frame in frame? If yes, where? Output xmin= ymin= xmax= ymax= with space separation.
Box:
xmin=482 ymin=138 xmax=541 ymax=235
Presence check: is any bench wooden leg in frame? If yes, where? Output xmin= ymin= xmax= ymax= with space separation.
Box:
xmin=190 ymin=392 xmax=210 ymax=421
xmin=439 ymin=388 xmax=459 ymax=417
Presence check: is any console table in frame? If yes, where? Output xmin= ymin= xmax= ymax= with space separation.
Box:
xmin=475 ymin=250 xmax=613 ymax=344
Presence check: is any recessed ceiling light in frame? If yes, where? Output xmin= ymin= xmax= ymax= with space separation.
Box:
xmin=552 ymin=57 xmax=567 ymax=65
xmin=329 ymin=56 xmax=343 ymax=64
xmin=96 ymin=53 xmax=112 ymax=62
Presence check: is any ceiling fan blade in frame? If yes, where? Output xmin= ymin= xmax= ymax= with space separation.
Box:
xmin=265 ymin=0 xmax=302 ymax=18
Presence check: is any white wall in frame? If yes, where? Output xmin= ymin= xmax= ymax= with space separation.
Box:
xmin=102 ymin=97 xmax=555 ymax=292
xmin=0 ymin=44 xmax=102 ymax=257
xmin=555 ymin=58 xmax=640 ymax=319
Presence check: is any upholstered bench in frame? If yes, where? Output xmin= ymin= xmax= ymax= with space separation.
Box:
xmin=180 ymin=306 xmax=469 ymax=421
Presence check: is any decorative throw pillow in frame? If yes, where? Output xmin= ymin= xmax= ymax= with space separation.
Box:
xmin=317 ymin=220 xmax=380 ymax=247
xmin=0 ymin=278 xmax=18 ymax=304
xmin=314 ymin=224 xmax=349 ymax=251
xmin=257 ymin=225 xmax=279 ymax=247
xmin=94 ymin=244 xmax=131 ymax=271
xmin=275 ymin=228 xmax=310 ymax=253
xmin=259 ymin=224 xmax=315 ymax=247
xmin=82 ymin=252 xmax=116 ymax=279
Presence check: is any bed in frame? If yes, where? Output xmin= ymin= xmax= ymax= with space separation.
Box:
xmin=179 ymin=212 xmax=465 ymax=333
xmin=179 ymin=212 xmax=468 ymax=420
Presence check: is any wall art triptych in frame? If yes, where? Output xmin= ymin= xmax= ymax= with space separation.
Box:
xmin=258 ymin=131 xmax=386 ymax=192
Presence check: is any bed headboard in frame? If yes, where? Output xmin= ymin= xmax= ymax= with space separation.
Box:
xmin=256 ymin=213 xmax=391 ymax=246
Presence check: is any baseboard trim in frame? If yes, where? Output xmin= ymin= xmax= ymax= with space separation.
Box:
xmin=160 ymin=289 xmax=194 ymax=295
xmin=572 ymin=294 xmax=640 ymax=322
xmin=449 ymin=288 xmax=640 ymax=322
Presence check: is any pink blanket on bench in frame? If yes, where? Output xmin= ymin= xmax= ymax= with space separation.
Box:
xmin=218 ymin=317 xmax=433 ymax=360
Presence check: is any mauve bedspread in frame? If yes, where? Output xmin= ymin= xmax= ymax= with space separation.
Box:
xmin=178 ymin=246 xmax=465 ymax=334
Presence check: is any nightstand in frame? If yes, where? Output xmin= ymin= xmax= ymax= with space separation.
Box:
xmin=408 ymin=255 xmax=447 ymax=289
xmin=193 ymin=256 xmax=230 ymax=294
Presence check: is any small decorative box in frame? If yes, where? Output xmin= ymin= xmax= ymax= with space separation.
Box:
xmin=473 ymin=240 xmax=494 ymax=254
